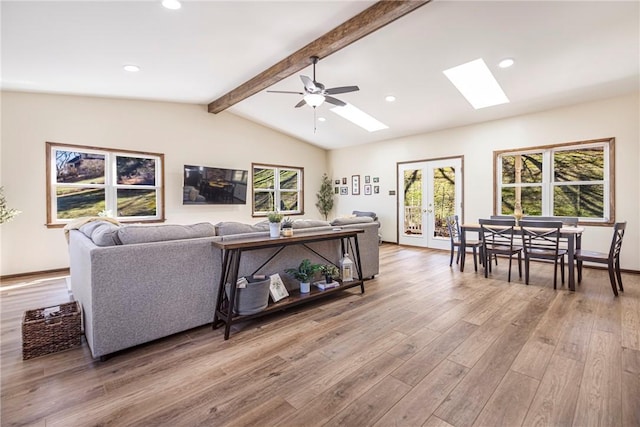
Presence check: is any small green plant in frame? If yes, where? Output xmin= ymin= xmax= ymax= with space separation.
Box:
xmin=267 ymin=211 xmax=283 ymax=223
xmin=0 ymin=187 xmax=21 ymax=224
xmin=285 ymin=259 xmax=320 ymax=283
xmin=318 ymin=264 xmax=339 ymax=282
xmin=281 ymin=217 xmax=293 ymax=229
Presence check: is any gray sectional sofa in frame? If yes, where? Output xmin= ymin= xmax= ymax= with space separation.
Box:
xmin=67 ymin=217 xmax=380 ymax=359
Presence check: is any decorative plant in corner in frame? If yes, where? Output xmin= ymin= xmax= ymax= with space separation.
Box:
xmin=0 ymin=187 xmax=21 ymax=224
xmin=315 ymin=173 xmax=334 ymax=221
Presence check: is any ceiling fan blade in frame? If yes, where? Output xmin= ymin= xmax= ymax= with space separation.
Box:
xmin=324 ymin=96 xmax=346 ymax=107
xmin=300 ymin=75 xmax=317 ymax=92
xmin=325 ymin=85 xmax=359 ymax=95
xmin=267 ymin=90 xmax=304 ymax=95
xmin=294 ymin=99 xmax=307 ymax=108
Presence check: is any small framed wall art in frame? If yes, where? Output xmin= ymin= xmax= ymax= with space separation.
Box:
xmin=374 ymin=185 xmax=380 ymax=194
xmin=364 ymin=184 xmax=372 ymax=195
xmin=365 ymin=175 xmax=370 ymax=184
xmin=352 ymin=175 xmax=360 ymax=195
xmin=340 ymin=187 xmax=348 ymax=195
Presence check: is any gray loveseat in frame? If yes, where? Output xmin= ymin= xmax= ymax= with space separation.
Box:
xmin=68 ymin=217 xmax=380 ymax=359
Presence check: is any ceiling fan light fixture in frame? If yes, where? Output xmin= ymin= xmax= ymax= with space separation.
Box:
xmin=162 ymin=0 xmax=182 ymax=10
xmin=304 ymin=93 xmax=325 ymax=108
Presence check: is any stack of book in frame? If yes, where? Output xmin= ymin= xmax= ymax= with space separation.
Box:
xmin=314 ymin=280 xmax=340 ymax=291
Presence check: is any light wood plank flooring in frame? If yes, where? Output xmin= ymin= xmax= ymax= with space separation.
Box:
xmin=1 ymin=244 xmax=639 ymax=426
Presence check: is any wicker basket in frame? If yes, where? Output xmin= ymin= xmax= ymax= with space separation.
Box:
xmin=22 ymin=301 xmax=82 ymax=360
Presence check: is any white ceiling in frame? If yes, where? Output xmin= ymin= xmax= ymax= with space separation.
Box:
xmin=2 ymin=1 xmax=639 ymax=150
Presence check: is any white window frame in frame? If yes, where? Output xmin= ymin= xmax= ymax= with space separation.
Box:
xmin=495 ymin=138 xmax=614 ymax=225
xmin=46 ymin=142 xmax=165 ymax=226
xmin=252 ymin=163 xmax=304 ymax=216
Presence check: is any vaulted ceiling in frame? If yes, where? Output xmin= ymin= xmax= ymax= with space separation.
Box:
xmin=2 ymin=1 xmax=638 ymax=149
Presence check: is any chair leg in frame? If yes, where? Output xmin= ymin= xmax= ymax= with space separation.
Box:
xmin=560 ymin=256 xmax=565 ymax=284
xmin=524 ymin=257 xmax=530 ymax=285
xmin=518 ymin=252 xmax=522 ymax=278
xmin=484 ymin=251 xmax=490 ymax=278
xmin=552 ymin=259 xmax=558 ymax=289
xmin=507 ymin=255 xmax=513 ymax=282
xmin=577 ymin=259 xmax=583 ymax=282
xmin=472 ymin=247 xmax=478 ymax=272
xmin=449 ymin=245 xmax=455 ymax=267
xmin=607 ymin=260 xmax=619 ymax=297
xmin=615 ymin=257 xmax=624 ymax=292
xmin=456 ymin=247 xmax=461 ymax=265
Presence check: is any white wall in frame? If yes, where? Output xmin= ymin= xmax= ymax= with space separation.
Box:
xmin=329 ymin=93 xmax=640 ymax=270
xmin=0 ymin=91 xmax=328 ymax=276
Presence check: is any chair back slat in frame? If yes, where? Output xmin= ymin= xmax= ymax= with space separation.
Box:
xmin=446 ymin=215 xmax=461 ymax=242
xmin=479 ymin=218 xmax=516 ymax=250
xmin=609 ymin=222 xmax=626 ymax=258
xmin=519 ymin=220 xmax=562 ymax=256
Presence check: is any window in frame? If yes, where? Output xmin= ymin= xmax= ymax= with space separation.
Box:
xmin=46 ymin=142 xmax=164 ymax=226
xmin=495 ymin=138 xmax=614 ymax=224
xmin=252 ymin=163 xmax=303 ymax=216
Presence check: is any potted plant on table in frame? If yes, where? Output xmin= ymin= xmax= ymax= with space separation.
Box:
xmin=267 ymin=211 xmax=283 ymax=238
xmin=285 ymin=259 xmax=320 ymax=294
xmin=281 ymin=217 xmax=294 ymax=237
xmin=318 ymin=264 xmax=339 ymax=285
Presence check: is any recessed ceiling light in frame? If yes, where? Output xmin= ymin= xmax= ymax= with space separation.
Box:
xmin=162 ymin=0 xmax=181 ymax=10
xmin=123 ymin=65 xmax=140 ymax=73
xmin=498 ymin=58 xmax=515 ymax=68
xmin=318 ymin=117 xmax=326 ymax=122
xmin=385 ymin=95 xmax=396 ymax=102
xmin=330 ymin=103 xmax=388 ymax=132
xmin=443 ymin=58 xmax=509 ymax=109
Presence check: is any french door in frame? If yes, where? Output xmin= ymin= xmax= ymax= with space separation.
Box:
xmin=398 ymin=157 xmax=463 ymax=249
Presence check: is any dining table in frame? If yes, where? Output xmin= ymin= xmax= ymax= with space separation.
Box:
xmin=460 ymin=222 xmax=585 ymax=291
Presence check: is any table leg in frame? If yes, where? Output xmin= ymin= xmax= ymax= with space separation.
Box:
xmin=459 ymin=228 xmax=467 ymax=272
xmin=567 ymin=234 xmax=575 ymax=291
xmin=223 ymin=249 xmax=242 ymax=340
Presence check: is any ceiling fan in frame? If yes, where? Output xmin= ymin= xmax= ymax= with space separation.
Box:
xmin=267 ymin=56 xmax=359 ymax=109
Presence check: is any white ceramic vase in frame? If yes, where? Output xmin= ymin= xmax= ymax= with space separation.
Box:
xmin=300 ymin=282 xmax=310 ymax=293
xmin=269 ymin=222 xmax=281 ymax=238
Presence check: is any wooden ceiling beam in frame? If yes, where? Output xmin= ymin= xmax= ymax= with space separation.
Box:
xmin=207 ymin=0 xmax=431 ymax=114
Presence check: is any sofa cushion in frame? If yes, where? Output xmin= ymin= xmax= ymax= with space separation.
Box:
xmin=214 ymin=221 xmax=264 ymax=236
xmin=292 ymin=219 xmax=331 ymax=229
xmin=353 ymin=210 xmax=378 ymax=221
xmin=79 ymin=221 xmax=121 ymax=246
xmin=331 ymin=216 xmax=375 ymax=226
xmin=118 ymin=223 xmax=215 ymax=245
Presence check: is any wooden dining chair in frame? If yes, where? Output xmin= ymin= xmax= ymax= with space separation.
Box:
xmin=445 ymin=215 xmax=482 ymax=272
xmin=479 ymin=218 xmax=522 ymax=282
xmin=519 ymin=220 xmax=567 ymax=288
xmin=575 ymin=221 xmax=626 ymax=296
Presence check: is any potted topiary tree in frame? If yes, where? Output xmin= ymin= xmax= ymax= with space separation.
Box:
xmin=267 ymin=211 xmax=283 ymax=238
xmin=285 ymin=259 xmax=320 ymax=293
xmin=315 ymin=173 xmax=334 ymax=221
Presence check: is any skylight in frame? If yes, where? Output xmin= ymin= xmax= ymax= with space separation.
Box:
xmin=443 ymin=58 xmax=509 ymax=109
xmin=330 ymin=104 xmax=388 ymax=132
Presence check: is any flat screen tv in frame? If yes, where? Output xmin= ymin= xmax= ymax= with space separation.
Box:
xmin=183 ymin=165 xmax=248 ymax=205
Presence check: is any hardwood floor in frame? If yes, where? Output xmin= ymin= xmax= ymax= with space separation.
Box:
xmin=1 ymin=244 xmax=639 ymax=426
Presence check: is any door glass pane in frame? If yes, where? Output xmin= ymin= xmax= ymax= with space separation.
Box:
xmin=403 ymin=169 xmax=422 ymax=235
xmin=433 ymin=167 xmax=455 ymax=238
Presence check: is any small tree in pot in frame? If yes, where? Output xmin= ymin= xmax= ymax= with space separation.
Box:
xmin=318 ymin=264 xmax=339 ymax=284
xmin=315 ymin=173 xmax=334 ymax=221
